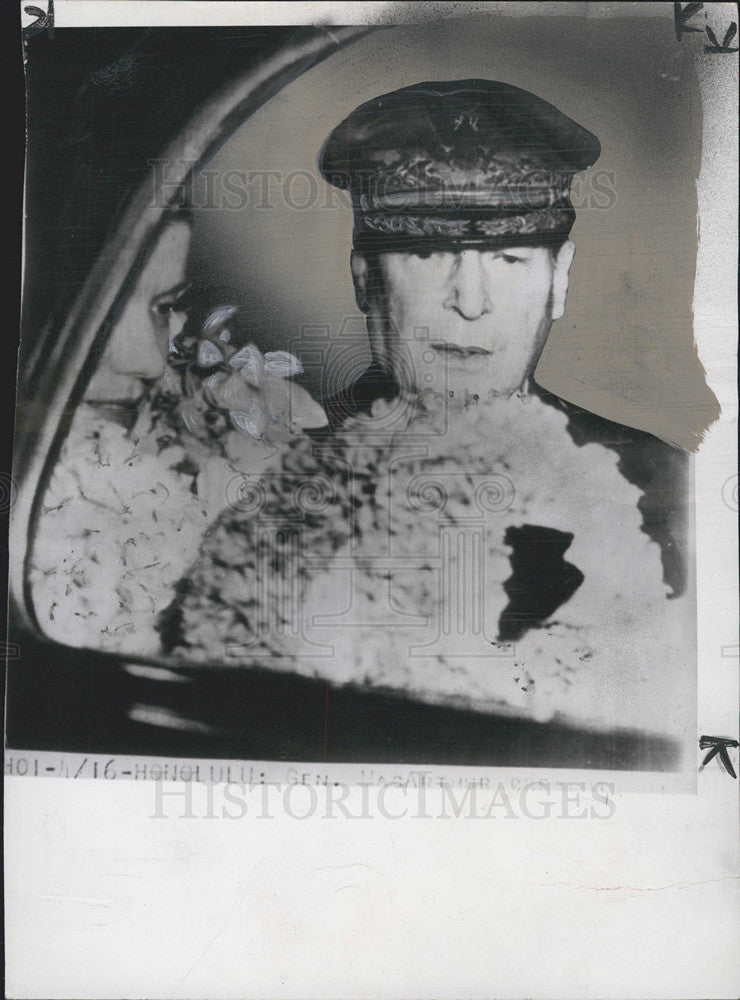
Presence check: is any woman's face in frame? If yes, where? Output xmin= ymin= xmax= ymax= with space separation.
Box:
xmin=363 ymin=243 xmax=573 ymax=400
xmin=83 ymin=221 xmax=191 ymax=414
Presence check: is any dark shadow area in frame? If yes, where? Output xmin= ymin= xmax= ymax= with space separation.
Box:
xmin=498 ymin=524 xmax=584 ymax=642
xmin=6 ymin=634 xmax=681 ymax=771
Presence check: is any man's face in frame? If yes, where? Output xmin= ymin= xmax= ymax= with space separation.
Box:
xmin=83 ymin=221 xmax=191 ymax=413
xmin=364 ymin=244 xmax=573 ymax=399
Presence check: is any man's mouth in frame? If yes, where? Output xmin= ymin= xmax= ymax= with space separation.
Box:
xmin=429 ymin=342 xmax=492 ymax=357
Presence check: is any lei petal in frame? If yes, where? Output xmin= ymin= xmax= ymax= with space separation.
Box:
xmin=202 ymin=305 xmax=238 ymax=337
xmin=264 ymin=351 xmax=304 ymax=378
xmin=230 ymin=402 xmax=266 ymax=440
xmin=229 ymin=344 xmax=264 ymax=387
xmin=197 ymin=339 xmax=224 ymax=367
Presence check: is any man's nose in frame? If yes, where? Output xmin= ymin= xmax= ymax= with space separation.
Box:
xmin=443 ymin=251 xmax=492 ymax=320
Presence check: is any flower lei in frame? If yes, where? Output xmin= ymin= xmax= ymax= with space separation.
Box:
xmin=28 ymin=404 xmax=214 ymax=654
xmin=29 ymin=305 xmax=326 ymax=655
xmin=169 ymin=387 xmax=690 ymax=735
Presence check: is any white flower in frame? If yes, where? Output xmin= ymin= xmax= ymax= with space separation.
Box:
xmin=202 ymin=305 xmax=238 ymax=338
xmin=230 ymin=403 xmax=266 ymax=439
xmin=197 ymin=339 xmax=224 ymax=366
xmin=264 ymin=351 xmax=304 ymax=377
xmin=228 ymin=344 xmax=264 ymax=386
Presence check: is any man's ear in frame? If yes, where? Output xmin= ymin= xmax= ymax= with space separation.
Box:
xmin=350 ymin=251 xmax=369 ymax=313
xmin=551 ymin=240 xmax=575 ymax=320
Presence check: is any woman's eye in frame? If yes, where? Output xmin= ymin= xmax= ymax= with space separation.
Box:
xmin=150 ymin=284 xmax=191 ymax=321
xmin=501 ymin=254 xmax=525 ymax=265
xmin=150 ymin=299 xmax=175 ymax=320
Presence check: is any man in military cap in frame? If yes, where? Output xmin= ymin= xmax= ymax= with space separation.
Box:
xmin=318 ymin=79 xmax=598 ymax=417
xmin=317 ymin=79 xmax=686 ymax=598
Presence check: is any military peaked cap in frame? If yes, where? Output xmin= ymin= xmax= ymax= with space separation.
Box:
xmin=318 ymin=79 xmax=600 ymax=252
